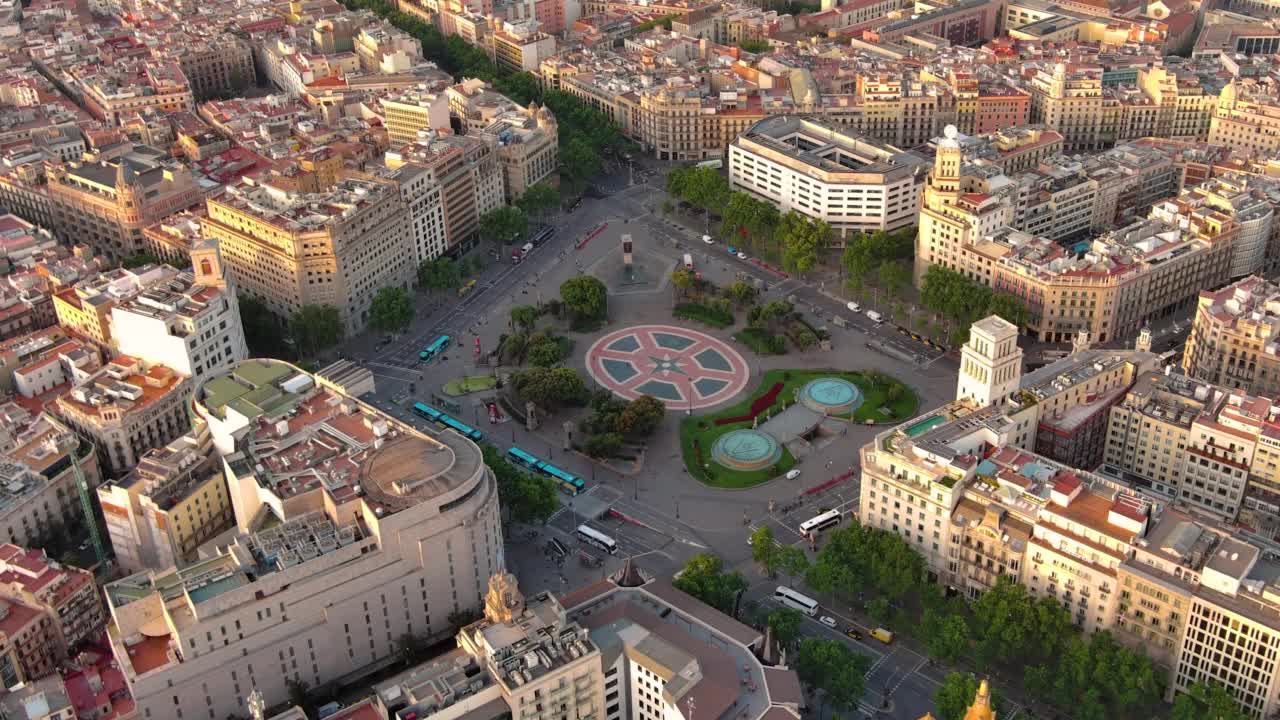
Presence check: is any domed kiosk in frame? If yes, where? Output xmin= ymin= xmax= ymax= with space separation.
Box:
xmin=711 ymin=429 xmax=782 ymax=472
xmin=799 ymin=377 xmax=863 ymax=416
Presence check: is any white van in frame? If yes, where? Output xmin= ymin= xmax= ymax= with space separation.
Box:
xmin=865 ymin=310 xmax=883 ymax=324
xmin=682 ymin=253 xmax=694 ymax=269
xmin=846 ymin=301 xmax=861 ymax=312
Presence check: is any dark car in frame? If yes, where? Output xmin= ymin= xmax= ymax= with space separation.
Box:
xmin=845 ymin=628 xmax=863 ymax=641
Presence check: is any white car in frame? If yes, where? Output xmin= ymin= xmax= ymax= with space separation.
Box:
xmin=737 ymin=252 xmax=748 ymax=260
xmin=785 ymin=468 xmax=801 ymax=480
xmin=819 ymin=616 xmax=837 ymax=629
xmin=702 ymin=235 xmax=714 ymax=244
xmin=846 ymin=301 xmax=861 ymax=312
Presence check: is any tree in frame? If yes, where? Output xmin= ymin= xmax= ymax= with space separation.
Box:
xmin=670 ymin=268 xmax=696 ymax=297
xmin=750 ymin=526 xmax=779 ymax=575
xmin=1171 ymin=681 xmax=1249 ymax=720
xmin=727 ymin=280 xmax=757 ymax=306
xmin=739 ymin=38 xmax=770 ymax=52
xmin=482 ymin=445 xmax=559 ymax=522
xmin=369 ymin=286 xmax=414 ymax=332
xmin=934 ymin=673 xmax=1002 ymax=720
xmin=776 ymin=545 xmax=809 ymax=585
xmin=583 ymin=432 xmax=623 ymax=458
xmin=777 ymin=211 xmax=829 ymax=277
xmin=562 ymin=137 xmax=601 ymax=191
xmin=239 ymin=295 xmax=292 ymax=358
xmin=560 ymin=276 xmax=608 ymax=322
xmin=510 ymin=305 xmax=538 ymax=331
xmin=767 ymin=607 xmax=804 ymax=649
xmin=479 ymin=206 xmax=528 ymax=247
xmin=877 ymin=261 xmax=910 ymax=299
xmin=615 ymin=395 xmax=665 ymax=437
xmin=121 ymin=252 xmax=162 ymax=269
xmin=672 ymin=554 xmax=747 ymax=615
xmin=525 ymin=333 xmax=569 ymax=367
xmin=796 ymin=638 xmax=869 ymax=711
xmin=516 ymin=183 xmax=559 ymax=220
xmin=970 ymin=577 xmax=1071 ymax=669
xmin=920 ymin=609 xmax=970 ymax=664
xmin=986 ymin=291 xmax=1031 ymax=328
xmin=514 ymin=367 xmax=588 ymax=409
xmin=290 ymin=304 xmax=343 ymax=357
xmin=419 ymin=257 xmax=463 ymax=292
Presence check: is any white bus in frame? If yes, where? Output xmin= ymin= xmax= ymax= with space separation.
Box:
xmin=774 ymin=586 xmax=819 ymax=617
xmin=575 ymin=525 xmax=618 ymax=555
xmin=696 ymin=159 xmax=723 ymax=169
xmin=799 ymin=509 xmax=842 ymax=536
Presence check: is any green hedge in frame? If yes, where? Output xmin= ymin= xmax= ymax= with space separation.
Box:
xmin=674 ymin=302 xmax=734 ymax=328
xmin=735 ymin=328 xmax=787 ymax=355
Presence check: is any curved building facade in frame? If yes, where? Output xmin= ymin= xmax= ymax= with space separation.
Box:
xmin=104 ymin=359 xmax=502 ymax=720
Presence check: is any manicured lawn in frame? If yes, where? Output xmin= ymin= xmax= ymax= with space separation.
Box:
xmin=674 ymin=302 xmax=734 ymax=328
xmin=680 ymin=368 xmax=919 ymax=488
xmin=443 ymin=375 xmax=497 ymax=396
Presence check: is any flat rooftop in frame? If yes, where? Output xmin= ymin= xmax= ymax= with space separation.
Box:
xmin=736 ymin=115 xmax=927 ymax=180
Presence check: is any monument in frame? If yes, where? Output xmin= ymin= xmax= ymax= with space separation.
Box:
xmin=621 ymin=234 xmax=641 ymax=285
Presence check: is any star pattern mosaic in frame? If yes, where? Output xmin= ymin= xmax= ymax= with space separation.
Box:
xmin=586 ymin=325 xmax=750 ymax=409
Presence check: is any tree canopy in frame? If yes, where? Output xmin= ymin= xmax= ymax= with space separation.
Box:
xmin=777 ymin=211 xmax=830 ymax=277
xmin=514 ymin=367 xmax=588 ymax=409
xmin=934 ymin=673 xmax=1002 ymax=720
xmin=482 ymin=445 xmax=559 ymax=523
xmin=369 ymin=286 xmax=414 ymax=332
xmin=419 ymin=257 xmax=463 ymax=292
xmin=796 ymin=638 xmax=870 ymax=711
xmin=480 ymin=206 xmax=528 ymax=246
xmin=921 ymin=265 xmax=1030 ymax=334
xmin=673 ymin=554 xmax=747 ymax=615
xmin=289 ymin=304 xmax=343 ymax=357
xmin=560 ymin=276 xmax=608 ymax=323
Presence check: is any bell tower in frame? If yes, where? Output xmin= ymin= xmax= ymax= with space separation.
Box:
xmin=483 ymin=571 xmax=525 ymax=624
xmin=957 ymin=315 xmax=1023 ymax=408
xmin=190 ymin=239 xmax=228 ymax=289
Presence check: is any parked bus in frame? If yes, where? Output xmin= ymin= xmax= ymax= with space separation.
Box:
xmin=774 ymin=586 xmax=819 ymax=617
xmin=411 ymin=402 xmax=443 ymax=423
xmin=419 ymin=335 xmax=450 ymax=362
xmin=458 ymin=279 xmax=477 ymax=298
xmin=799 ymin=509 xmax=842 ymax=536
xmin=530 ymin=226 xmax=555 ymax=247
xmin=507 ymin=446 xmax=541 ymax=470
xmin=542 ymin=463 xmax=585 ymax=496
xmin=440 ymin=414 xmax=484 ymax=442
xmin=576 ymin=525 xmax=618 ymax=554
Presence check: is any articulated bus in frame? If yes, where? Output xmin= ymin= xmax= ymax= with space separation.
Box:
xmin=419 ymin=335 xmax=450 ymax=363
xmin=506 ymin=447 xmax=584 ymax=496
xmin=576 ymin=525 xmax=618 ymax=554
xmin=774 ymin=586 xmax=819 ymax=617
xmin=411 ymin=402 xmax=443 ymax=423
xmin=440 ymin=415 xmax=484 ymax=442
xmin=799 ymin=509 xmax=842 ymax=536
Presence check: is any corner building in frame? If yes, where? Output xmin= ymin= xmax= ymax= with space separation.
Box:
xmin=104 ymin=359 xmax=503 ymax=720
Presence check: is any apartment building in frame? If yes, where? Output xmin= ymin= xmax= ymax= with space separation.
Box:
xmin=53 ymin=358 xmax=191 ymax=478
xmin=384 ymin=131 xmax=503 ymax=258
xmin=0 ymin=405 xmax=102 ymax=556
xmin=1208 ymin=81 xmax=1280 ymax=156
xmin=728 ymin=116 xmax=928 ymax=240
xmin=0 ymin=596 xmax=59 ymax=682
xmin=1028 ymin=63 xmax=1105 ymax=152
xmin=110 ymin=245 xmax=248 ymax=381
xmin=916 ymin=137 xmax=1223 ymax=344
xmin=0 ymin=543 xmax=106 ymax=659
xmin=72 ymin=62 xmax=196 ymax=126
xmin=105 ymin=358 xmax=503 ymax=720
xmin=382 ymin=87 xmax=452 ymax=145
xmin=199 ymin=176 xmax=416 ymax=334
xmin=379 ymin=566 xmax=803 ymax=720
xmin=1166 ymin=174 xmax=1277 ymax=280
xmin=167 ymin=36 xmax=256 ymax=100
xmin=385 ymin=164 xmax=449 ymax=266
xmin=52 ymin=265 xmax=178 ymax=350
xmin=45 ymin=158 xmax=202 ymax=263
xmin=487 ymin=20 xmax=556 ymax=73
xmin=449 ymin=80 xmax=559 ymax=199
xmin=1183 ymin=276 xmax=1280 ymax=398
xmin=1101 ymin=371 xmax=1207 ymax=499
xmin=98 ymin=425 xmax=232 ymax=573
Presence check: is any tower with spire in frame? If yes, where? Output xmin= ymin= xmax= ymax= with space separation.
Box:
xmin=917 ymin=678 xmax=996 ymax=720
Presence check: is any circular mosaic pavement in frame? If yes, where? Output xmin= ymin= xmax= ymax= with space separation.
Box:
xmin=711 ymin=429 xmax=781 ymax=471
xmin=800 ymin=377 xmax=864 ymax=416
xmin=585 ymin=325 xmax=749 ymax=409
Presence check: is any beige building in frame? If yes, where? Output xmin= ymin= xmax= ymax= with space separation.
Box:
xmin=200 ymin=176 xmax=416 ymax=334
xmin=727 ymin=116 xmax=928 ymax=240
xmin=1183 ymin=276 xmax=1280 ymax=398
xmin=1028 ymin=63 xmax=1105 ymax=152
xmin=46 ymin=158 xmax=203 ymax=263
xmin=0 ymin=543 xmax=106 ymax=667
xmin=52 ymin=265 xmax=178 ymax=349
xmin=448 ymin=80 xmax=559 ymax=200
xmin=168 ymin=36 xmax=256 ymax=100
xmin=1101 ymin=371 xmax=1206 ymax=499
xmin=385 ymin=132 xmax=504 ymax=258
xmin=382 ymin=87 xmax=452 ymax=146
xmin=104 ymin=358 xmax=503 ymax=720
xmin=1208 ymin=81 xmax=1280 ymax=156
xmin=53 ymin=357 xmax=191 ymax=477
xmin=98 ymin=425 xmax=233 ymax=574
xmin=916 ymin=132 xmax=1227 ymax=344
